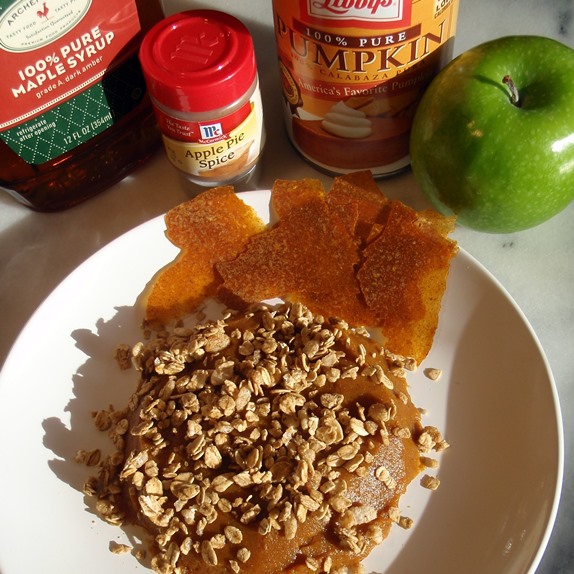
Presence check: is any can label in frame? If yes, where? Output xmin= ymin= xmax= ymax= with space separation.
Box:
xmin=272 ymin=0 xmax=459 ymax=175
xmin=0 ymin=0 xmax=145 ymax=164
xmin=157 ymin=89 xmax=264 ymax=183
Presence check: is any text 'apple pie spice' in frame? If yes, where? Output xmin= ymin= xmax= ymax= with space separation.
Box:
xmin=139 ymin=10 xmax=265 ymax=186
xmin=272 ymin=0 xmax=459 ymax=176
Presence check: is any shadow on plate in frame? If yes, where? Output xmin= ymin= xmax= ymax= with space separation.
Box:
xmin=42 ymin=303 xmax=153 ymax=566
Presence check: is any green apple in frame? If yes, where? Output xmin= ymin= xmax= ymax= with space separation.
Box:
xmin=410 ymin=35 xmax=574 ymax=233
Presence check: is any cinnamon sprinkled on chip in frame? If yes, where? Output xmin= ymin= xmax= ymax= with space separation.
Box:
xmin=217 ymin=190 xmax=363 ymax=321
xmin=145 ymin=186 xmax=265 ymax=325
xmin=327 ymin=170 xmax=389 ymax=247
xmin=357 ymin=199 xmax=457 ymax=362
xmin=270 ymin=177 xmax=326 ymax=219
xmin=143 ymin=171 xmax=457 ymax=363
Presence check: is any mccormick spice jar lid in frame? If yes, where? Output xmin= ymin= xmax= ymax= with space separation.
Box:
xmin=139 ymin=10 xmax=257 ymax=113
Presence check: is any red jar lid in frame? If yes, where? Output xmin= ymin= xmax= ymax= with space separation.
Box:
xmin=139 ymin=10 xmax=257 ymax=113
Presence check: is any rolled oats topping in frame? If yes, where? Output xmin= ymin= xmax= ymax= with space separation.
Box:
xmin=424 ymin=367 xmax=443 ymax=381
xmin=81 ymin=302 xmax=448 ymax=574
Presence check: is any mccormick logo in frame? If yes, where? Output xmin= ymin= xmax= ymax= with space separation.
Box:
xmin=304 ymin=0 xmax=410 ymax=27
xmin=199 ymin=122 xmax=223 ymax=141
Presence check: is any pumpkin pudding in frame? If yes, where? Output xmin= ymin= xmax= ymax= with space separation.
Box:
xmin=87 ymin=302 xmax=448 ymax=574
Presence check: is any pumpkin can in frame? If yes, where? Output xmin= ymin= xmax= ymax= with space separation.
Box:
xmin=272 ymin=0 xmax=460 ymax=176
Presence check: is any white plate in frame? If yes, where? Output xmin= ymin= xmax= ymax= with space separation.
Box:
xmin=0 ymin=190 xmax=563 ymax=574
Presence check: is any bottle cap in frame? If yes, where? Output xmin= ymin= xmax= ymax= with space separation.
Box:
xmin=139 ymin=10 xmax=257 ymax=113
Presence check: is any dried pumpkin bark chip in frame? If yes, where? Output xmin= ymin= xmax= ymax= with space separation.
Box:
xmin=270 ymin=177 xmax=326 ymax=219
xmin=144 ymin=172 xmax=457 ymax=362
xmin=217 ymin=183 xmax=362 ymax=317
xmin=327 ymin=170 xmax=390 ymax=246
xmin=145 ymin=186 xmax=265 ymax=324
xmin=356 ymin=199 xmax=458 ymax=363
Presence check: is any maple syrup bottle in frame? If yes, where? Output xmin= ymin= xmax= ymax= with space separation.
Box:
xmin=0 ymin=0 xmax=165 ymax=211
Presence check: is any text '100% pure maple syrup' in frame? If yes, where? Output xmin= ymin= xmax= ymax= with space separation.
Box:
xmin=0 ymin=0 xmax=165 ymax=211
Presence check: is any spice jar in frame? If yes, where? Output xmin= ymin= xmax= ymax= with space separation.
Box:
xmin=272 ymin=0 xmax=459 ymax=176
xmin=0 ymin=0 xmax=165 ymax=211
xmin=139 ymin=10 xmax=265 ymax=187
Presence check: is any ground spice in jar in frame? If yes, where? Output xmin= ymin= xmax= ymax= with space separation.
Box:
xmin=272 ymin=0 xmax=459 ymax=176
xmin=139 ymin=10 xmax=266 ymax=187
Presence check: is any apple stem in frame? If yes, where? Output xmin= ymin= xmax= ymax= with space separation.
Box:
xmin=502 ymin=75 xmax=521 ymax=107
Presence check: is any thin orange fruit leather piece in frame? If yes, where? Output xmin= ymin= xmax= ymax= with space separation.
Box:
xmin=217 ymin=183 xmax=364 ymax=321
xmin=357 ymin=199 xmax=458 ymax=363
xmin=145 ymin=186 xmax=266 ymax=325
xmin=326 ymin=170 xmax=390 ymax=246
xmin=270 ymin=177 xmax=327 ymax=219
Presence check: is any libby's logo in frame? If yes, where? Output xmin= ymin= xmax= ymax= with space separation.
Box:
xmin=308 ymin=0 xmax=403 ymax=21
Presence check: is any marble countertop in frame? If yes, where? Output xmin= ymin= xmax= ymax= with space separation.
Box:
xmin=0 ymin=0 xmax=572 ymax=572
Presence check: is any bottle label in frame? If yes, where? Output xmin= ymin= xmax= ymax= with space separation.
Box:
xmin=273 ymin=0 xmax=459 ymax=175
xmin=157 ymin=89 xmax=265 ymax=182
xmin=0 ymin=0 xmax=144 ymax=164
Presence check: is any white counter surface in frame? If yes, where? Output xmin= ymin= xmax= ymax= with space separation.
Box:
xmin=1 ymin=1 xmax=572 ymax=573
